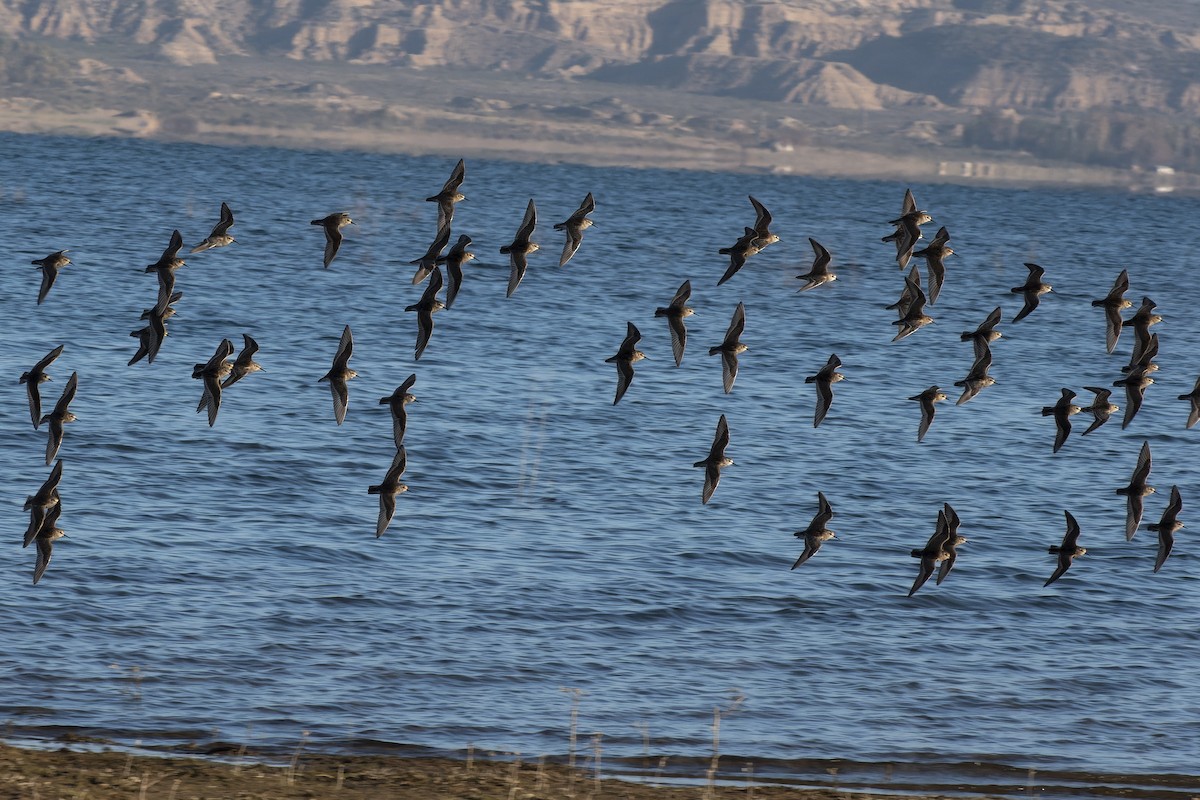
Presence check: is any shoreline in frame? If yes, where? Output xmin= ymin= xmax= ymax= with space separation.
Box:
xmin=2 ymin=737 xmax=1197 ymax=800
xmin=0 ymin=739 xmax=967 ymax=800
xmin=0 ymin=98 xmax=1191 ymax=195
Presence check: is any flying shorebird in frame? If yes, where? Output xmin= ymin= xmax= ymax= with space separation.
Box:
xmin=145 ymin=229 xmax=185 ymax=286
xmin=193 ymin=338 xmax=235 ymax=427
xmin=1123 ymin=297 xmax=1162 ymax=366
xmin=694 ymin=414 xmax=733 ymax=505
xmin=1091 ymin=269 xmax=1131 ymax=354
xmin=404 ymin=265 xmax=445 ymax=361
xmin=319 ymin=325 xmax=357 ymax=425
xmin=1080 ymin=386 xmax=1118 ymax=435
xmin=911 ymin=225 xmax=952 ymax=305
xmin=654 ymin=280 xmax=694 ymax=367
xmin=500 ymin=199 xmax=538 ymax=297
xmin=190 ymin=202 xmax=236 ymax=253
xmin=791 ymin=491 xmax=836 ymax=569
xmin=884 ymin=197 xmax=932 ymax=271
xmin=368 ymin=445 xmax=409 ymax=539
xmin=553 ymin=192 xmax=595 ymax=267
xmin=909 ymin=385 xmax=948 ymax=443
xmin=410 ymin=223 xmax=451 ymax=285
xmin=1179 ymin=375 xmax=1200 ymax=429
xmin=717 ymin=196 xmax=778 ymax=285
xmin=954 ymin=347 xmax=995 ymax=406
xmin=709 ymin=302 xmax=747 ymax=394
xmin=1042 ymin=388 xmax=1082 ymax=453
xmin=24 ymin=459 xmax=63 ymax=518
xmin=796 ymin=238 xmax=837 ymax=292
xmin=936 ymin=503 xmax=966 ymax=586
xmin=892 ymin=273 xmax=933 ymax=341
xmin=909 ymin=508 xmax=950 ymax=597
xmin=31 ymin=505 xmax=67 ymax=585
xmin=886 ymin=264 xmax=922 ymax=318
xmin=20 ymin=344 xmax=65 ymax=430
xmin=881 ymin=188 xmax=918 ymax=260
xmin=1115 ymin=440 xmax=1155 ymax=541
xmin=1045 ymin=510 xmax=1085 ymax=587
xmin=805 ymin=353 xmax=844 ymax=428
xmin=1148 ymin=484 xmax=1183 ymax=573
xmin=438 ymin=234 xmax=475 ymax=309
xmin=41 ymin=371 xmax=78 ymax=465
xmin=1011 ymin=262 xmax=1052 ymax=322
xmin=1114 ymin=332 xmax=1157 ymax=430
xmin=311 ymin=212 xmax=353 ymax=268
xmin=32 ymin=250 xmax=71 ymax=305
xmin=960 ymin=306 xmax=1003 ymax=361
xmin=380 ymin=373 xmax=417 ymax=449
xmin=221 ymin=333 xmax=263 ymax=389
xmin=426 ymin=158 xmax=465 ymax=231
xmin=605 ymin=321 xmax=646 ymax=405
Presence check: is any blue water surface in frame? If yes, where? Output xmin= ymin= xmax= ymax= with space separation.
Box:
xmin=1 ymin=132 xmax=1198 ymax=793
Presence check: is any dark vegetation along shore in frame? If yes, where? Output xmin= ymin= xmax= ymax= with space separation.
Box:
xmin=5 ymin=738 xmax=1200 ymax=800
xmin=0 ymin=740 xmax=962 ymax=800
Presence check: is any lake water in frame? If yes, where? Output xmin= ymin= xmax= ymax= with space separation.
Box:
xmin=2 ymin=132 xmax=1198 ymax=798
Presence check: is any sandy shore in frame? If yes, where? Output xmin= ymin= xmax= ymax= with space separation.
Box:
xmin=0 ymin=740 xmax=985 ymax=800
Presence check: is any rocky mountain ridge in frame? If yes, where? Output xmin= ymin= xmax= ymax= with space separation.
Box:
xmin=2 ymin=0 xmax=1199 ymax=115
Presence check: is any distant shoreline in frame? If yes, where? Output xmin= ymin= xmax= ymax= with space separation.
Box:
xmin=0 ymin=99 xmax=1189 ymax=195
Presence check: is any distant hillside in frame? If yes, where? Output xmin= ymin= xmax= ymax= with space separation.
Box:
xmin=2 ymin=0 xmax=1199 ymax=114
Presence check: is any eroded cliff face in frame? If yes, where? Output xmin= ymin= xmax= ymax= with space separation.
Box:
xmin=1 ymin=0 xmax=1198 ymax=114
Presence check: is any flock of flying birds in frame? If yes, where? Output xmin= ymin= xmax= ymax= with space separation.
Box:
xmin=13 ymin=159 xmax=1193 ymax=592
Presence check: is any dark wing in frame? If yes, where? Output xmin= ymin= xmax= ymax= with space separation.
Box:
xmin=667 ymin=315 xmax=687 ymax=368
xmin=516 ymin=198 xmax=537 ymax=242
xmin=376 ymin=493 xmax=397 ymax=539
xmin=322 ymin=224 xmax=343 ymax=268
xmin=808 ymin=237 xmax=831 ymax=271
xmin=701 ymin=463 xmax=721 ymax=505
xmin=718 ymin=244 xmax=748 ymax=286
xmin=44 ymin=418 xmax=63 ymax=465
xmin=908 ymin=556 xmax=935 ymax=597
xmin=749 ymin=195 xmax=772 ymax=234
xmin=33 ymin=344 xmax=65 ymax=373
xmin=200 ymin=372 xmax=222 ymax=427
xmin=720 ymin=350 xmax=739 ymax=394
xmin=52 ymin=371 xmax=78 ymax=415
xmin=161 ymin=229 xmax=184 ymax=262
xmin=670 ymin=279 xmax=691 ymax=308
xmin=332 ymin=325 xmax=354 ymax=370
xmin=723 ymin=302 xmax=746 ymax=346
xmin=414 ymin=308 xmax=435 ymax=361
xmin=709 ymin=414 xmax=730 ymax=460
xmin=1103 ymin=304 xmax=1124 ymax=353
xmin=329 ymin=378 xmax=349 ymax=426
xmin=33 ymin=535 xmax=54 ymax=585
xmin=36 ymin=263 xmax=58 ymax=305
xmin=441 ymin=158 xmax=466 ymax=194
xmin=813 ymin=380 xmax=833 ymax=428
xmin=613 ymin=359 xmax=635 ymax=405
xmin=507 ymin=250 xmax=527 ymax=297
xmin=558 ymin=226 xmax=583 ymax=267
xmin=915 ymin=394 xmax=934 ymax=442
xmin=791 ymin=538 xmax=819 ymax=569
xmin=926 ymin=254 xmax=945 ymax=306
xmin=814 ymin=491 xmax=834 ymax=526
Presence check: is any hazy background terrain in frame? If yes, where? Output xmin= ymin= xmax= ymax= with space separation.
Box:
xmin=2 ymin=0 xmax=1199 ymax=187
